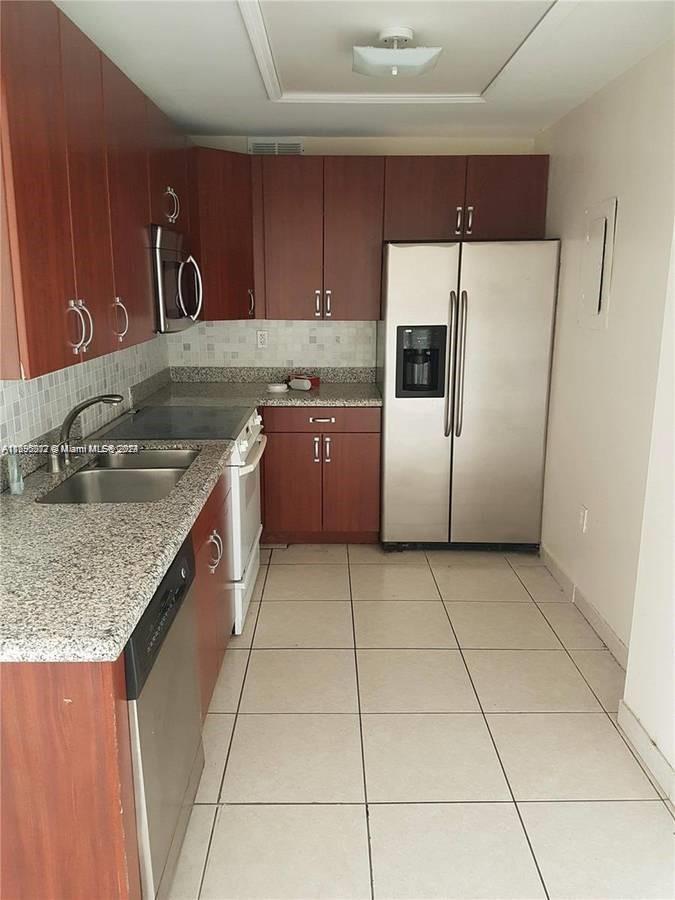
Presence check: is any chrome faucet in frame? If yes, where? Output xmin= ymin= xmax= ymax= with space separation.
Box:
xmin=48 ymin=394 xmax=124 ymax=474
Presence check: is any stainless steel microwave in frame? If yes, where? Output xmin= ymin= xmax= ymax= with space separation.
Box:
xmin=150 ymin=225 xmax=203 ymax=333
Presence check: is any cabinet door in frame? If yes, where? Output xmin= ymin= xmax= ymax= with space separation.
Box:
xmin=384 ymin=156 xmax=467 ymax=241
xmin=102 ymin=57 xmax=155 ymax=347
xmin=324 ymin=156 xmax=384 ymax=321
xmin=146 ymin=101 xmax=189 ymax=230
xmin=263 ymin=156 xmax=323 ymax=320
xmin=59 ymin=13 xmax=115 ymax=362
xmin=322 ymin=433 xmax=381 ymax=534
xmin=1 ymin=1 xmax=76 ymax=378
xmin=263 ymin=433 xmax=323 ymax=535
xmin=193 ymin=148 xmax=254 ymax=320
xmin=464 ymin=155 xmax=549 ymax=241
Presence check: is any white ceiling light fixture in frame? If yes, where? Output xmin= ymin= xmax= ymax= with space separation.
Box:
xmin=353 ymin=27 xmax=442 ymax=78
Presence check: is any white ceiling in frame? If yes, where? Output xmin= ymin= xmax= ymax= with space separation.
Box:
xmin=57 ymin=0 xmax=675 ymax=138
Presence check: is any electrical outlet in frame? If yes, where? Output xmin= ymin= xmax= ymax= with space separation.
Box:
xmin=579 ymin=505 xmax=589 ymax=534
xmin=256 ymin=330 xmax=269 ymax=349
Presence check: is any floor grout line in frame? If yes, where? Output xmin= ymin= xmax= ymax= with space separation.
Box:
xmin=347 ymin=543 xmax=376 ymax=900
xmin=429 ymin=563 xmax=552 ymax=900
xmin=190 ymin=797 xmax=668 ymax=807
xmin=508 ymin=565 xmax=667 ymax=803
xmin=196 ymin=563 xmax=270 ymax=900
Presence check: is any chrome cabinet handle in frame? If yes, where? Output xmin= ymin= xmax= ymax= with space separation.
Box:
xmin=465 ymin=206 xmax=474 ymax=235
xmin=454 ymin=290 xmax=468 ymax=438
xmin=248 ymin=289 xmax=255 ymax=317
xmin=113 ymin=296 xmax=129 ymax=343
xmin=79 ymin=300 xmax=94 ymax=353
xmin=208 ymin=529 xmax=223 ymax=572
xmin=314 ymin=289 xmax=322 ymax=318
xmin=454 ymin=206 xmax=463 ymax=235
xmin=443 ymin=291 xmax=458 ymax=437
xmin=178 ymin=255 xmax=203 ymax=321
xmin=165 ymin=186 xmax=179 ymax=223
xmin=324 ymin=436 xmax=332 ymax=463
xmin=325 ymin=289 xmax=332 ymax=318
xmin=66 ymin=299 xmax=86 ymax=355
xmin=309 ymin=416 xmax=335 ymax=424
xmin=313 ymin=436 xmax=321 ymax=463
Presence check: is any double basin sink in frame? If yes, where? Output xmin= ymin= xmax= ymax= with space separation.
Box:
xmin=38 ymin=450 xmax=199 ymax=505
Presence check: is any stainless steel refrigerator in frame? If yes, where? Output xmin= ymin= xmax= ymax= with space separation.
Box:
xmin=379 ymin=240 xmax=560 ymax=546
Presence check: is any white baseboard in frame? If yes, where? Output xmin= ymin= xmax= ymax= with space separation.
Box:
xmin=539 ymin=545 xmax=628 ymax=669
xmin=618 ymin=700 xmax=675 ymax=802
xmin=573 ymin=586 xmax=629 ymax=670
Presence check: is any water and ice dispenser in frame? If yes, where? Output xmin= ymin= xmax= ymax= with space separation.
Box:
xmin=395 ymin=325 xmax=447 ymax=398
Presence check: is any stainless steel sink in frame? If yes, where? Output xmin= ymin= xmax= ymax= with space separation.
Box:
xmin=37 ymin=467 xmax=187 ymax=504
xmin=84 ymin=449 xmax=199 ymax=470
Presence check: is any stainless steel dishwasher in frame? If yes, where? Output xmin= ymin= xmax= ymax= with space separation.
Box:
xmin=125 ymin=536 xmax=204 ymax=900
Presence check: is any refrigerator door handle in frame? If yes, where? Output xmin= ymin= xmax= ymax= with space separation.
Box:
xmin=454 ymin=290 xmax=468 ymax=437
xmin=443 ymin=290 xmax=458 ymax=437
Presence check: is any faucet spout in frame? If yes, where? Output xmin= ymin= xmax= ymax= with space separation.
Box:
xmin=49 ymin=394 xmax=124 ymax=474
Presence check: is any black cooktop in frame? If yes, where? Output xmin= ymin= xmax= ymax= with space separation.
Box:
xmin=103 ymin=406 xmax=253 ymax=441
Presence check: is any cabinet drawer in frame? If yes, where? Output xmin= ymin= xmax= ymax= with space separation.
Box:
xmin=192 ymin=475 xmax=229 ymax=551
xmin=263 ymin=407 xmax=381 ymax=433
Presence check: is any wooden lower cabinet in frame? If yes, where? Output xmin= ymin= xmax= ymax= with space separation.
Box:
xmin=262 ymin=408 xmax=381 ymax=543
xmin=1 ymin=657 xmax=141 ymax=900
xmin=191 ymin=477 xmax=234 ymax=716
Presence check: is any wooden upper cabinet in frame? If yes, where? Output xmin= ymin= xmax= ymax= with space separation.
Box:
xmin=192 ymin=148 xmax=254 ymax=320
xmin=263 ymin=156 xmax=324 ymax=320
xmin=384 ymin=156 xmax=468 ymax=241
xmin=59 ymin=13 xmax=115 ymax=362
xmin=146 ymin=101 xmax=189 ymax=230
xmin=1 ymin=0 xmax=76 ymax=378
xmin=464 ymin=155 xmax=549 ymax=241
xmin=102 ymin=57 xmax=155 ymax=347
xmin=323 ymin=156 xmax=384 ymax=321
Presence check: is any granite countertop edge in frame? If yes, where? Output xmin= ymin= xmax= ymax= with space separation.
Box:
xmin=143 ymin=381 xmax=383 ymax=408
xmin=0 ymin=439 xmax=235 ymax=665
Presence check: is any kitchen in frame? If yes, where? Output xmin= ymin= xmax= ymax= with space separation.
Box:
xmin=1 ymin=2 xmax=674 ymax=899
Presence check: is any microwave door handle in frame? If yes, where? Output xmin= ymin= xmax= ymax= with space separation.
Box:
xmin=177 ymin=260 xmax=189 ymax=316
xmin=444 ymin=291 xmax=458 ymax=437
xmin=188 ymin=255 xmax=203 ymax=321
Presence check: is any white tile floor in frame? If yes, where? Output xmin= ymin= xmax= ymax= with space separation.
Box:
xmin=168 ymin=546 xmax=673 ymax=900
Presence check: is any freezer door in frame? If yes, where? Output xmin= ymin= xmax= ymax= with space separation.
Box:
xmin=381 ymin=243 xmax=460 ymax=542
xmin=450 ymin=241 xmax=559 ymax=543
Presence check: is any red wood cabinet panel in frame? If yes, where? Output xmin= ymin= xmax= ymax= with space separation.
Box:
xmin=384 ymin=156 xmax=468 ymax=241
xmin=1 ymin=0 xmax=76 ymax=378
xmin=263 ymin=156 xmax=324 ymax=320
xmin=146 ymin=100 xmax=189 ymax=230
xmin=192 ymin=148 xmax=254 ymax=320
xmin=263 ymin=432 xmax=323 ymax=534
xmin=192 ymin=478 xmax=234 ymax=716
xmin=322 ymin=432 xmax=381 ymax=533
xmin=263 ymin=406 xmax=381 ymax=434
xmin=251 ymin=155 xmax=266 ymax=319
xmin=323 ymin=156 xmax=384 ymax=320
xmin=1 ymin=657 xmax=141 ymax=900
xmin=102 ymin=57 xmax=155 ymax=347
xmin=464 ymin=155 xmax=549 ymax=241
xmin=59 ymin=12 xmax=116 ymax=362
xmin=1 ymin=157 xmax=20 ymax=379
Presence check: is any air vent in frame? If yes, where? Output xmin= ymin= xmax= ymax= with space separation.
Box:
xmin=247 ymin=137 xmax=305 ymax=155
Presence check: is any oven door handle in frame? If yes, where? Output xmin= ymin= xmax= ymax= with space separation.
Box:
xmin=238 ymin=434 xmax=267 ymax=477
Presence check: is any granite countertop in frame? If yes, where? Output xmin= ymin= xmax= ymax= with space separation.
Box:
xmin=0 ymin=439 xmax=234 ymax=663
xmin=142 ymin=381 xmax=382 ymax=408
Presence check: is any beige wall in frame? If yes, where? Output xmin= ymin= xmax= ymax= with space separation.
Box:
xmin=621 ymin=230 xmax=674 ymax=793
xmin=535 ymin=40 xmax=674 ymax=647
xmin=190 ymin=135 xmax=535 ymax=155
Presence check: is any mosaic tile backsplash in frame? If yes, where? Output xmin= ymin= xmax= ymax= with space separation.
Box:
xmin=166 ymin=320 xmax=377 ymax=369
xmin=0 ymin=336 xmax=169 ymax=447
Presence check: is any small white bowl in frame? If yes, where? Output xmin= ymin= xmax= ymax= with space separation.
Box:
xmin=267 ymin=383 xmax=289 ymax=393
